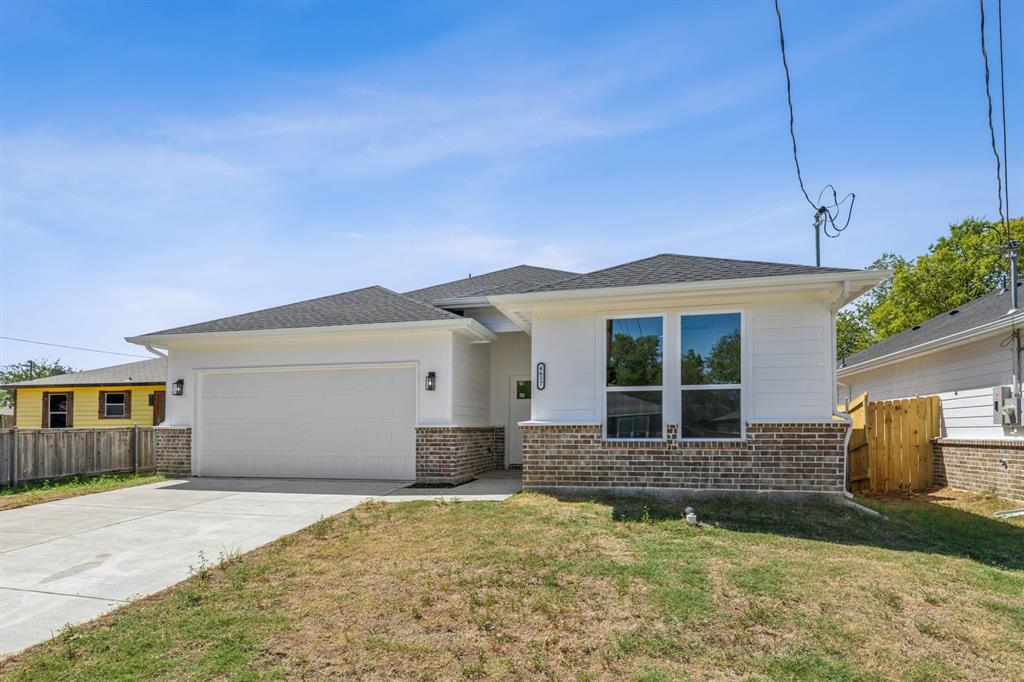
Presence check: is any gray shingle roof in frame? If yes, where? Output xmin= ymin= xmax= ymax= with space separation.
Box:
xmin=142 ymin=286 xmax=460 ymax=336
xmin=134 ymin=257 xmax=860 ymax=340
xmin=3 ymin=357 xmax=167 ymax=388
xmin=527 ymin=254 xmax=857 ymax=293
xmin=403 ymin=265 xmax=578 ymax=303
xmin=840 ymin=283 xmax=1021 ymax=370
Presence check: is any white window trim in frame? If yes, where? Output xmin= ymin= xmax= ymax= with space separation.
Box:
xmin=48 ymin=393 xmax=69 ymax=428
xmin=601 ymin=313 xmax=667 ymax=442
xmin=104 ymin=391 xmax=127 ymax=418
xmin=676 ymin=310 xmax=747 ymax=442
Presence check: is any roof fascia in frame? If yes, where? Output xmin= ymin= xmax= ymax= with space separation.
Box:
xmin=127 ymin=317 xmax=496 ymax=349
xmin=490 ymin=271 xmax=889 ymax=309
xmin=2 ymin=381 xmax=165 ymax=390
xmin=432 ymin=297 xmax=491 ymax=308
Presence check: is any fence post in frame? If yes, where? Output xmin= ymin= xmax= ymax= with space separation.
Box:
xmin=133 ymin=424 xmax=139 ymax=474
xmin=10 ymin=426 xmax=18 ymax=487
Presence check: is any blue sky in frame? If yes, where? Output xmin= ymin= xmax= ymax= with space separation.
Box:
xmin=1 ymin=0 xmax=1020 ymax=370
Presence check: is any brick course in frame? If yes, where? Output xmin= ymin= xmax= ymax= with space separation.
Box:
xmin=154 ymin=427 xmax=192 ymax=476
xmin=933 ymin=438 xmax=1024 ymax=503
xmin=521 ymin=421 xmax=847 ymax=492
xmin=415 ymin=426 xmax=504 ymax=485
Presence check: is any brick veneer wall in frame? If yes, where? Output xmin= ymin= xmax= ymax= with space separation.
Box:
xmin=520 ymin=422 xmax=848 ymax=493
xmin=933 ymin=438 xmax=1024 ymax=503
xmin=154 ymin=426 xmax=192 ymax=476
xmin=415 ymin=426 xmax=504 ymax=485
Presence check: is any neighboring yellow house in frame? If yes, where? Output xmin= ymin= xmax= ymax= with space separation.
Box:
xmin=3 ymin=358 xmax=167 ymax=429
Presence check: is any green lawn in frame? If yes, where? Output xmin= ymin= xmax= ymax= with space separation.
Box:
xmin=2 ymin=489 xmax=1022 ymax=681
xmin=0 ymin=473 xmax=165 ymax=511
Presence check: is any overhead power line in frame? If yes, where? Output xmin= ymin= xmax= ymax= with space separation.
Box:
xmin=773 ymin=0 xmax=856 ymax=267
xmin=979 ymin=0 xmax=1009 ymax=240
xmin=0 ymin=336 xmax=151 ymax=359
xmin=996 ymin=0 xmax=1010 ymax=226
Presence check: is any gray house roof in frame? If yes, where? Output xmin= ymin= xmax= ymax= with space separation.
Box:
xmin=2 ymin=357 xmax=167 ymax=388
xmin=840 ymin=283 xmax=1022 ymax=370
xmin=403 ymin=265 xmax=578 ymax=303
xmin=142 ymin=286 xmax=461 ymax=336
xmin=133 ymin=255 xmax=867 ymax=340
xmin=527 ymin=254 xmax=857 ymax=293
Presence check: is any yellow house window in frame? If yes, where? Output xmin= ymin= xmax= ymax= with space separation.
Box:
xmin=100 ymin=391 xmax=131 ymax=419
xmin=48 ymin=393 xmax=69 ymax=428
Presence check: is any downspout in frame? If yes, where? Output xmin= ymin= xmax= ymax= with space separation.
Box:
xmin=831 ymin=280 xmax=855 ymax=498
xmin=836 ymin=380 xmax=853 ymax=410
xmin=144 ymin=343 xmax=167 ymax=359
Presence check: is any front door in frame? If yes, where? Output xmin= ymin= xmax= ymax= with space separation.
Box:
xmin=508 ymin=375 xmax=532 ymax=466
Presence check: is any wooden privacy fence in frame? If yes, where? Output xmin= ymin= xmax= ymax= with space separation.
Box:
xmin=0 ymin=427 xmax=155 ymax=486
xmin=844 ymin=392 xmax=941 ymax=494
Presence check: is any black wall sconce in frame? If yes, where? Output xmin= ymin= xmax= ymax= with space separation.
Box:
xmin=171 ymin=379 xmax=184 ymax=396
xmin=424 ymin=371 xmax=437 ymax=391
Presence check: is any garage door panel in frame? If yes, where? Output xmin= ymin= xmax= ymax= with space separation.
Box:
xmin=197 ymin=366 xmax=416 ymax=479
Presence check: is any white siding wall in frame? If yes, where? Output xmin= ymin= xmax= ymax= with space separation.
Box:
xmin=163 ymin=330 xmax=454 ymax=427
xmin=841 ymin=332 xmax=1015 ymax=439
xmin=750 ymin=301 xmax=832 ymax=421
xmin=489 ymin=332 xmax=532 ymax=426
xmin=451 ymin=333 xmax=491 ymax=426
xmin=531 ymin=311 xmax=598 ymax=422
xmin=530 ymin=293 xmax=834 ymax=425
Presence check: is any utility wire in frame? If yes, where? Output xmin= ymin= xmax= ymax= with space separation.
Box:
xmin=979 ymin=0 xmax=1009 ymax=240
xmin=0 ymin=336 xmax=151 ymax=359
xmin=997 ymin=0 xmax=1010 ymax=226
xmin=774 ymin=0 xmax=813 ymax=210
xmin=773 ymin=0 xmax=855 ymax=250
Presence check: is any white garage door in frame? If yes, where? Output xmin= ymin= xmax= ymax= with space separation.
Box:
xmin=196 ymin=365 xmax=416 ymax=479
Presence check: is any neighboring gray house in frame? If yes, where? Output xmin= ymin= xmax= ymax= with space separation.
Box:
xmin=838 ymin=283 xmax=1024 ymax=502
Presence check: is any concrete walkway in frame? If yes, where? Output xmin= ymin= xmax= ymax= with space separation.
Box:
xmin=0 ymin=471 xmax=520 ymax=657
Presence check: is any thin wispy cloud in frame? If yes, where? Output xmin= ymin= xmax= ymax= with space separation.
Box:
xmin=0 ymin=0 xmax=1011 ymax=369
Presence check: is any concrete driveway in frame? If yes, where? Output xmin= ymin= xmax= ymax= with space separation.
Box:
xmin=0 ymin=472 xmax=520 ymax=656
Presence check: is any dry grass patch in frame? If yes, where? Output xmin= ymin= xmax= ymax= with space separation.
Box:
xmin=2 ymin=490 xmax=1022 ymax=681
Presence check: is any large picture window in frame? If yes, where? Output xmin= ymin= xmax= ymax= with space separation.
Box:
xmin=606 ymin=316 xmax=663 ymax=438
xmin=679 ymin=313 xmax=741 ymax=439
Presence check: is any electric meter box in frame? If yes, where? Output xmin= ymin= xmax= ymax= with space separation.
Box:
xmin=993 ymin=386 xmax=1018 ymax=425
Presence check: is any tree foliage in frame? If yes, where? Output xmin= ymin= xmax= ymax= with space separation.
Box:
xmin=838 ymin=216 xmax=1023 ymax=360
xmin=681 ymin=330 xmax=741 ymax=384
xmin=607 ymin=333 xmax=662 ymax=386
xmin=0 ymin=358 xmax=76 ymax=407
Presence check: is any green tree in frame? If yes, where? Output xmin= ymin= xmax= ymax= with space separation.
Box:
xmin=706 ymin=329 xmax=740 ymax=384
xmin=837 ymin=308 xmax=876 ymax=359
xmin=837 ymin=216 xmax=1023 ymax=359
xmin=680 ymin=348 xmax=705 ymax=385
xmin=869 ymin=217 xmax=1023 ymax=339
xmin=608 ymin=333 xmax=662 ymax=386
xmin=0 ymin=358 xmax=76 ymax=407
xmin=680 ymin=331 xmax=740 ymax=384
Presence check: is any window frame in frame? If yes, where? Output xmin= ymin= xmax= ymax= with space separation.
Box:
xmin=676 ymin=310 xmax=746 ymax=442
xmin=602 ymin=313 xmax=667 ymax=442
xmin=47 ymin=392 xmax=70 ymax=429
xmin=100 ymin=390 xmax=130 ymax=419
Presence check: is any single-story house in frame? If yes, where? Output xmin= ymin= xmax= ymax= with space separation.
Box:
xmin=2 ymin=358 xmax=168 ymax=429
xmin=127 ymin=255 xmax=885 ymax=492
xmin=838 ymin=283 xmax=1024 ymax=502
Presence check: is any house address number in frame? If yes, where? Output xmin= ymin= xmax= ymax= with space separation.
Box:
xmin=536 ymin=362 xmax=546 ymax=390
